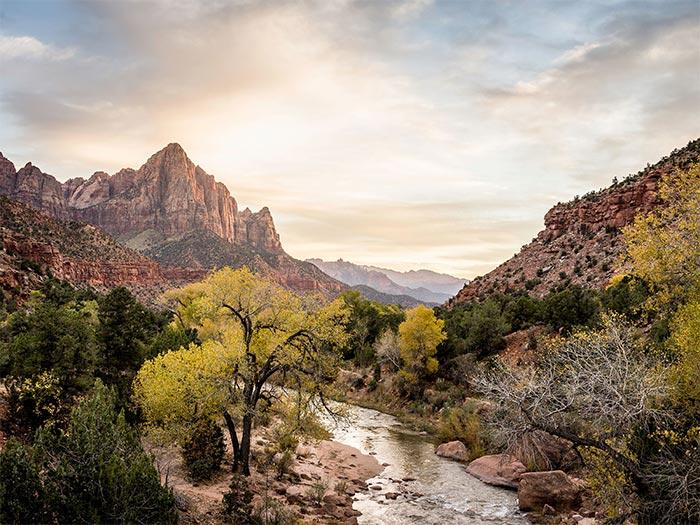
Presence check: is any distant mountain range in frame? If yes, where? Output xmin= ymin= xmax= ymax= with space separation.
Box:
xmin=307 ymin=258 xmax=468 ymax=304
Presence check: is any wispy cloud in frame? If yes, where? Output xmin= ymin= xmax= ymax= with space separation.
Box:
xmin=0 ymin=34 xmax=75 ymax=61
xmin=0 ymin=0 xmax=697 ymax=277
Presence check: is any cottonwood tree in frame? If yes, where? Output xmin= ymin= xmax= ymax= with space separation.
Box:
xmin=623 ymin=163 xmax=700 ymax=310
xmin=135 ymin=267 xmax=348 ymax=475
xmin=476 ymin=315 xmax=670 ymax=493
xmin=398 ymin=305 xmax=446 ymax=382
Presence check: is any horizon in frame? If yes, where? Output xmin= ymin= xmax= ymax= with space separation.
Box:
xmin=1 ymin=0 xmax=698 ymax=278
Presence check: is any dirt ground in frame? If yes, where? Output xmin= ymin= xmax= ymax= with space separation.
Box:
xmin=149 ymin=431 xmax=382 ymax=524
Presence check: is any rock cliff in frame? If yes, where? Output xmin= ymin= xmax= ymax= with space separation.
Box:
xmin=0 ymin=144 xmax=341 ymax=294
xmin=450 ymin=138 xmax=700 ymax=305
xmin=0 ymin=197 xmax=204 ymax=303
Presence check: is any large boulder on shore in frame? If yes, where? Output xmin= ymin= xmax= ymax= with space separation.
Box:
xmin=465 ymin=454 xmax=526 ymax=489
xmin=435 ymin=441 xmax=469 ymax=462
xmin=517 ymin=470 xmax=583 ymax=511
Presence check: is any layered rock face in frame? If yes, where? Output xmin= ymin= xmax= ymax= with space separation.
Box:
xmin=450 ymin=138 xmax=700 ymax=304
xmin=0 ymin=197 xmax=204 ymax=303
xmin=0 ymin=144 xmax=282 ymax=254
xmin=0 ymin=144 xmax=340 ymax=293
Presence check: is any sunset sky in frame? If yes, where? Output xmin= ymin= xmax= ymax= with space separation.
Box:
xmin=0 ymin=0 xmax=698 ymax=278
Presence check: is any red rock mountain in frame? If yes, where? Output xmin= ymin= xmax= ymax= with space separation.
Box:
xmin=0 ymin=144 xmax=343 ymax=294
xmin=450 ymin=138 xmax=700 ymax=305
xmin=0 ymin=197 xmax=204 ymax=303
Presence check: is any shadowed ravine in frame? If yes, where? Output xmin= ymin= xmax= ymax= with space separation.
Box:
xmin=323 ymin=404 xmax=526 ymax=524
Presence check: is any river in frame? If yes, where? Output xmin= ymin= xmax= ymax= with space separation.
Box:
xmin=323 ymin=403 xmax=526 ymax=524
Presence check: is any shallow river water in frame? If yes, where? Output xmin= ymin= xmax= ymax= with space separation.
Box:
xmin=324 ymin=404 xmax=526 ymax=525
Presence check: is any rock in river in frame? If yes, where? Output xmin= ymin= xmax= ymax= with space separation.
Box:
xmin=465 ymin=454 xmax=526 ymax=489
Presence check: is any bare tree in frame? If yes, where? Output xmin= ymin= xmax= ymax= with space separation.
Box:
xmin=476 ymin=314 xmax=671 ymax=492
xmin=374 ymin=328 xmax=401 ymax=370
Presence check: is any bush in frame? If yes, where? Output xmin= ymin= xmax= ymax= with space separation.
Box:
xmin=182 ymin=418 xmax=225 ymax=481
xmin=542 ymin=286 xmax=599 ymax=332
xmin=0 ymin=439 xmax=52 ymax=524
xmin=222 ymin=474 xmax=255 ymax=524
xmin=253 ymin=496 xmax=293 ymax=525
xmin=307 ymin=480 xmax=328 ymax=506
xmin=0 ymin=381 xmax=176 ymax=524
xmin=275 ymin=450 xmax=294 ymax=480
xmin=437 ymin=401 xmax=488 ymax=461
xmin=4 ymin=371 xmax=64 ymax=436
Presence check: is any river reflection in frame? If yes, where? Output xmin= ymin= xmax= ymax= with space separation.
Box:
xmin=322 ymin=404 xmax=526 ymax=524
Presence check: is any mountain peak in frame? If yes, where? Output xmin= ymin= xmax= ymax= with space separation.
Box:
xmin=162 ymin=142 xmax=186 ymax=154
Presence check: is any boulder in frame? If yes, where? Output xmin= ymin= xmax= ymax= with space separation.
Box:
xmin=466 ymin=454 xmax=527 ymax=489
xmin=435 ymin=440 xmax=469 ymax=462
xmin=517 ymin=470 xmax=583 ymax=511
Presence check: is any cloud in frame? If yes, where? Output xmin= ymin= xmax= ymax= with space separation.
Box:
xmin=0 ymin=34 xmax=75 ymax=61
xmin=0 ymin=0 xmax=697 ymax=277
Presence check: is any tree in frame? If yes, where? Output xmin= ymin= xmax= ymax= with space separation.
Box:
xmin=135 ymin=267 xmax=348 ymax=476
xmin=339 ymin=291 xmax=404 ymax=364
xmin=98 ymin=286 xmax=158 ymax=401
xmin=373 ymin=328 xmax=401 ymax=370
xmin=623 ymin=163 xmax=700 ymax=310
xmin=0 ymin=295 xmax=99 ymax=397
xmin=398 ymin=305 xmax=446 ymax=382
xmin=0 ymin=381 xmax=176 ymax=524
xmin=439 ymin=297 xmax=510 ymax=360
xmin=477 ymin=315 xmax=670 ymax=498
xmin=541 ymin=285 xmax=599 ymax=332
xmin=669 ymin=300 xmax=700 ymax=419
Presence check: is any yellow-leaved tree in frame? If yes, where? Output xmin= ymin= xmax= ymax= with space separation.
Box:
xmin=623 ymin=163 xmax=700 ymax=419
xmin=398 ymin=305 xmax=445 ymax=382
xmin=134 ymin=267 xmax=348 ymax=475
xmin=623 ymin=163 xmax=700 ymax=310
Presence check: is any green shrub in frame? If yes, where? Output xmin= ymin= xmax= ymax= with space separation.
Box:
xmin=182 ymin=418 xmax=225 ymax=481
xmin=4 ymin=371 xmax=64 ymax=436
xmin=0 ymin=381 xmax=176 ymax=524
xmin=307 ymin=480 xmax=328 ymax=506
xmin=437 ymin=401 xmax=488 ymax=461
xmin=222 ymin=474 xmax=255 ymax=524
xmin=253 ymin=496 xmax=293 ymax=525
xmin=0 ymin=439 xmax=53 ymax=524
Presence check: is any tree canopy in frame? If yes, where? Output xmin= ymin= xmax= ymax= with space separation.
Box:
xmin=135 ymin=267 xmax=349 ymax=475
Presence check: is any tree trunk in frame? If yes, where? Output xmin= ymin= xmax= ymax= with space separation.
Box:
xmin=222 ymin=409 xmax=240 ymax=471
xmin=238 ymin=413 xmax=254 ymax=476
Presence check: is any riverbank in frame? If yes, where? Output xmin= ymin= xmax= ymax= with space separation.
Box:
xmin=149 ymin=430 xmax=381 ymax=524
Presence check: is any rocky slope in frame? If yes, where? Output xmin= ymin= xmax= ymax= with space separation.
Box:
xmin=0 ymin=197 xmax=203 ymax=304
xmin=0 ymin=144 xmax=343 ymax=294
xmin=308 ymin=258 xmax=466 ymax=303
xmin=450 ymin=138 xmax=700 ymax=305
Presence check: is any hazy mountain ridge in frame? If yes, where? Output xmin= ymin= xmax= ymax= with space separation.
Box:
xmin=348 ymin=285 xmax=433 ymax=309
xmin=450 ymin=138 xmax=700 ymax=305
xmin=307 ymin=258 xmax=467 ymax=303
xmin=0 ymin=145 xmax=344 ymax=294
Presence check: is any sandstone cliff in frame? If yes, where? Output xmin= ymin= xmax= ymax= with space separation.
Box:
xmin=0 ymin=197 xmax=204 ymax=303
xmin=450 ymin=138 xmax=700 ymax=305
xmin=0 ymin=144 xmax=341 ymax=294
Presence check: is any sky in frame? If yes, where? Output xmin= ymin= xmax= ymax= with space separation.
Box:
xmin=0 ymin=0 xmax=698 ymax=278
